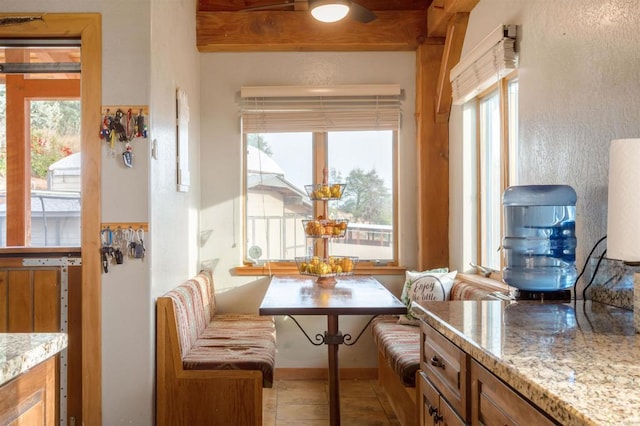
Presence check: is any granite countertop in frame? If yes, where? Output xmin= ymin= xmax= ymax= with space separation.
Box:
xmin=0 ymin=333 xmax=68 ymax=386
xmin=411 ymin=300 xmax=640 ymax=426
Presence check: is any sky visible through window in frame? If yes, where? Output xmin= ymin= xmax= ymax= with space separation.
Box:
xmin=260 ymin=131 xmax=393 ymax=191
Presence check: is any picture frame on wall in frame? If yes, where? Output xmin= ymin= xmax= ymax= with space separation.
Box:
xmin=176 ymin=87 xmax=190 ymax=192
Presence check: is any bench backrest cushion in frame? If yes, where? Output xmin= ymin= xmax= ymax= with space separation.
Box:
xmin=449 ymin=281 xmax=494 ymax=300
xmin=162 ymin=271 xmax=216 ymax=358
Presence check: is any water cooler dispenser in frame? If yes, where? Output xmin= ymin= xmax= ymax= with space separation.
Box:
xmin=502 ymin=185 xmax=577 ymax=300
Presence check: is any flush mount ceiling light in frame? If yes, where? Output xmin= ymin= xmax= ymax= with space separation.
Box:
xmin=309 ymin=0 xmax=350 ymax=23
xmin=241 ymin=1 xmax=377 ymax=24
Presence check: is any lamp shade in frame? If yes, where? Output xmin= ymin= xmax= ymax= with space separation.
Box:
xmin=607 ymin=138 xmax=640 ymax=263
xmin=310 ymin=0 xmax=350 ymax=23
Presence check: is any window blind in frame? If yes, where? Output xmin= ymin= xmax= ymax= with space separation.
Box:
xmin=240 ymin=84 xmax=402 ymax=133
xmin=450 ymin=25 xmax=518 ymax=105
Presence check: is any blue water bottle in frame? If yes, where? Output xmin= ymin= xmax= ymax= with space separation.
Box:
xmin=502 ymin=185 xmax=577 ymax=291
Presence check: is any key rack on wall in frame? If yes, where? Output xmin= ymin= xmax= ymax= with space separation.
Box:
xmin=100 ymin=222 xmax=149 ymax=273
xmin=100 ymin=105 xmax=149 ymax=168
xmin=100 ymin=222 xmax=149 ymax=232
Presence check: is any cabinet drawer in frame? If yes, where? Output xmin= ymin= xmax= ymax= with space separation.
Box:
xmin=421 ymin=324 xmax=468 ymax=420
xmin=471 ymin=360 xmax=557 ymax=426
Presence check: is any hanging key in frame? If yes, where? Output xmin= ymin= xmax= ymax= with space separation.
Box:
xmin=134 ymin=241 xmax=145 ymax=259
xmin=113 ymin=228 xmax=125 ymax=264
xmin=101 ymin=228 xmax=115 ymax=272
xmin=114 ymin=248 xmax=124 ymax=264
xmin=101 ymin=247 xmax=109 ymax=273
xmin=132 ymin=228 xmax=145 ymax=259
xmin=123 ymin=144 xmax=133 ymax=168
xmin=101 ymin=246 xmax=114 ymax=273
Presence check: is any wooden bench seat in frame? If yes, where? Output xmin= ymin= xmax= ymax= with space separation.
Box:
xmin=156 ymin=271 xmax=276 ymax=425
xmin=372 ymin=275 xmax=504 ymax=426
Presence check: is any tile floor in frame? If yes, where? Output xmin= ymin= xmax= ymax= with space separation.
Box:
xmin=263 ymin=379 xmax=401 ymax=426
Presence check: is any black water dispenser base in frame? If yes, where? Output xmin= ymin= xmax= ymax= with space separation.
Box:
xmin=513 ymin=289 xmax=572 ymax=302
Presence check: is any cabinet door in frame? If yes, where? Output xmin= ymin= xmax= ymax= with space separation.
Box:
xmin=419 ymin=371 xmax=466 ymax=426
xmin=0 ymin=357 xmax=56 ymax=426
xmin=419 ymin=372 xmax=438 ymax=426
xmin=440 ymin=397 xmax=466 ymax=426
xmin=470 ymin=360 xmax=557 ymax=426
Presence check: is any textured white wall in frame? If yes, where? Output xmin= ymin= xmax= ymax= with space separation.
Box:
xmin=199 ymin=51 xmax=416 ymax=368
xmin=450 ymin=0 xmax=640 ymax=295
xmin=148 ymin=3 xmax=201 ymax=426
xmin=148 ymin=3 xmax=201 ymax=300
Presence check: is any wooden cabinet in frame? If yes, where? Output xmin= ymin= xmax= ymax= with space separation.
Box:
xmin=419 ymin=323 xmax=469 ymax=424
xmin=470 ymin=360 xmax=557 ymax=426
xmin=420 ymin=323 xmax=558 ymax=426
xmin=0 ymin=356 xmax=56 ymax=425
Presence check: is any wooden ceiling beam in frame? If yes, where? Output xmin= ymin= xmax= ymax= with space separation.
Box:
xmin=435 ymin=12 xmax=468 ymax=121
xmin=197 ymin=0 xmax=430 ymax=12
xmin=427 ymin=0 xmax=477 ymax=37
xmin=196 ymin=10 xmax=429 ymax=52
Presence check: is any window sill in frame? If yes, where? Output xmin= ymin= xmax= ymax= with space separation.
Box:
xmin=233 ymin=261 xmax=406 ymax=277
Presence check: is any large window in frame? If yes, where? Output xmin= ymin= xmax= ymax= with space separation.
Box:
xmin=245 ymin=130 xmax=396 ymax=264
xmin=452 ymin=24 xmax=518 ymax=274
xmin=468 ymin=77 xmax=519 ymax=271
xmin=242 ymin=85 xmax=400 ymax=266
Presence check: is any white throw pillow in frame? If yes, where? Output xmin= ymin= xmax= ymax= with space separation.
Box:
xmin=398 ymin=269 xmax=457 ymax=326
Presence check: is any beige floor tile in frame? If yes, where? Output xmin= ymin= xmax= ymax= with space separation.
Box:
xmin=262 ymin=410 xmax=277 ymax=426
xmin=267 ymin=378 xmax=399 ymax=425
xmin=341 ymin=396 xmax=389 ymax=418
xmin=335 ymin=379 xmax=377 ymax=397
xmin=276 ymin=379 xmax=327 ymax=392
xmin=277 ymin=381 xmax=328 ymax=405
xmin=263 ymin=387 xmax=278 ymax=412
xmin=277 ymin=403 xmax=330 ymax=421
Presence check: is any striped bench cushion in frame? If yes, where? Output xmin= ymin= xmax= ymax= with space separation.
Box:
xmin=162 ymin=272 xmax=276 ymax=387
xmin=186 ymin=314 xmax=276 ymax=387
xmin=371 ymin=316 xmax=420 ymax=387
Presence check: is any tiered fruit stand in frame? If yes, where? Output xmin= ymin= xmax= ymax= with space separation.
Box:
xmin=295 ymin=180 xmax=358 ymax=288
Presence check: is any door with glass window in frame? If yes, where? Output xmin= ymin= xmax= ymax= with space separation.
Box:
xmin=0 ymin=39 xmax=83 ymax=425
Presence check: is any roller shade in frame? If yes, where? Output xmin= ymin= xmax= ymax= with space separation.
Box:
xmin=240 ymin=84 xmax=402 ymax=133
xmin=450 ymin=25 xmax=518 ymax=105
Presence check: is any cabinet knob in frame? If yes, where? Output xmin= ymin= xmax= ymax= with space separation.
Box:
xmin=430 ymin=355 xmax=445 ymax=369
xmin=433 ymin=412 xmax=444 ymax=423
xmin=428 ymin=405 xmax=437 ymax=416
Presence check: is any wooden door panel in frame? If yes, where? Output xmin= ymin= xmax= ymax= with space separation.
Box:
xmin=34 ymin=270 xmax=60 ymax=332
xmin=8 ymin=270 xmax=32 ymax=331
xmin=0 ymin=257 xmax=82 ymax=425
